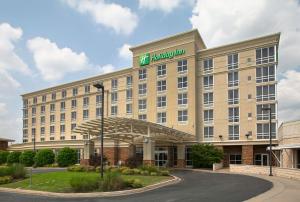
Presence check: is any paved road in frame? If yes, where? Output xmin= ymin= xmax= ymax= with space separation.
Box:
xmin=0 ymin=170 xmax=272 ymax=202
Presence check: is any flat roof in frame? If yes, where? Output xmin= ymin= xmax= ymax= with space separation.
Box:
xmin=0 ymin=137 xmax=15 ymax=142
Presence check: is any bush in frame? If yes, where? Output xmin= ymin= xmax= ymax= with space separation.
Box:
xmin=132 ymin=168 xmax=141 ymax=175
xmin=121 ymin=168 xmax=134 ymax=175
xmin=7 ymin=152 xmax=21 ymax=164
xmin=139 ymin=165 xmax=159 ymax=173
xmin=150 ymin=172 xmax=158 ymax=176
xmin=34 ymin=149 xmax=55 ymax=167
xmin=140 ymin=170 xmax=149 ymax=176
xmin=0 ymin=151 xmax=9 ymax=164
xmin=0 ymin=176 xmax=13 ymax=185
xmin=100 ymin=171 xmax=125 ymax=191
xmin=0 ymin=166 xmax=13 ymax=177
xmin=10 ymin=163 xmax=27 ymax=179
xmin=160 ymin=170 xmax=170 ymax=176
xmin=191 ymin=144 xmax=223 ymax=168
xmin=124 ymin=179 xmax=143 ymax=188
xmin=70 ymin=175 xmax=100 ymax=192
xmin=57 ymin=148 xmax=77 ymax=167
xmin=67 ymin=165 xmax=85 ymax=172
xmin=19 ymin=151 xmax=35 ymax=167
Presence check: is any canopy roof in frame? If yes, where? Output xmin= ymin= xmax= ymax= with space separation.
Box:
xmin=73 ymin=117 xmax=194 ymax=144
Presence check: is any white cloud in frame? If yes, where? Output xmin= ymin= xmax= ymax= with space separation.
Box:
xmin=63 ymin=0 xmax=138 ymax=35
xmin=98 ymin=64 xmax=116 ymax=74
xmin=278 ymin=70 xmax=300 ymax=122
xmin=190 ymin=0 xmax=300 ymax=72
xmin=0 ymin=103 xmax=8 ymax=115
xmin=139 ymin=0 xmax=183 ymax=13
xmin=27 ymin=37 xmax=91 ymax=81
xmin=0 ymin=69 xmax=20 ymax=97
xmin=118 ymin=43 xmax=132 ymax=60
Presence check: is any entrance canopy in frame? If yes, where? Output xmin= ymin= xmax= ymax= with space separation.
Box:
xmin=73 ymin=117 xmax=194 ymax=144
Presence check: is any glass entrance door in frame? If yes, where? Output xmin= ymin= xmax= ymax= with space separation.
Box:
xmin=255 ymin=153 xmax=269 ymax=166
xmin=155 ymin=148 xmax=168 ymax=167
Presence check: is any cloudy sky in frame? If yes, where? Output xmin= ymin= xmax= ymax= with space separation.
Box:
xmin=0 ymin=0 xmax=299 ymax=142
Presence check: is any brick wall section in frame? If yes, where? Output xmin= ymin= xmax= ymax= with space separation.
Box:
xmin=104 ymin=147 xmax=130 ymax=166
xmin=242 ymin=145 xmax=253 ymax=165
xmin=177 ymin=159 xmax=186 ymax=168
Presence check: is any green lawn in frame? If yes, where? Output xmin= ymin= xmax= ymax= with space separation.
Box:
xmin=1 ymin=171 xmax=171 ymax=193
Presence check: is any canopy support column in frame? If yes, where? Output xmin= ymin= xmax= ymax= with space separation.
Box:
xmin=177 ymin=144 xmax=186 ymax=168
xmin=143 ymin=125 xmax=155 ymax=166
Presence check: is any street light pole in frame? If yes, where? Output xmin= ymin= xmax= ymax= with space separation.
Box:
xmin=262 ymin=107 xmax=273 ymax=176
xmin=33 ymin=133 xmax=36 ymax=152
xmin=93 ymin=83 xmax=104 ymax=179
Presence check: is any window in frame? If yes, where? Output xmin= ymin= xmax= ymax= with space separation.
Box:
xmin=51 ymin=92 xmax=56 ymax=101
xmin=96 ymin=107 xmax=102 ymax=117
xmin=84 ymin=85 xmax=90 ymax=94
xmin=32 ymin=118 xmax=36 ymax=126
xmin=40 ymin=127 xmax=45 ymax=135
xmin=40 ymin=138 xmax=45 ymax=142
xmin=157 ymin=96 xmax=166 ymax=108
xmin=178 ymin=110 xmax=188 ymax=122
xmin=50 ymin=126 xmax=55 ymax=134
xmin=228 ymin=71 xmax=239 ymax=87
xmin=178 ymin=76 xmax=188 ymax=89
xmin=127 ymin=76 xmax=132 ymax=87
xmin=83 ymin=109 xmax=89 ymax=120
xmin=157 ymin=64 xmax=166 ymax=77
xmin=126 ymin=104 xmax=132 ymax=114
xmin=71 ymin=123 xmax=76 ymax=131
xmin=177 ymin=60 xmax=187 ymax=73
xmin=257 ymin=123 xmax=276 ymax=139
xmin=111 ymin=79 xmax=118 ymax=90
xmin=138 ymin=83 xmax=147 ymax=95
xmin=256 ymin=104 xmax=276 ymax=120
xmin=32 ymin=107 xmax=36 ymax=116
xmin=157 ymin=80 xmax=166 ymax=92
xmin=60 ymin=136 xmax=65 ymax=140
xmin=229 ymin=154 xmax=242 ymax=164
xmin=203 ymin=75 xmax=213 ymax=89
xmin=111 ymin=92 xmax=118 ymax=103
xmin=139 ymin=68 xmax=147 ymax=80
xmin=42 ymin=95 xmax=47 ymax=102
xmin=33 ymin=97 xmax=37 ymax=104
xmin=71 ymin=99 xmax=77 ymax=109
xmin=72 ymin=88 xmax=78 ymax=96
xmin=157 ymin=112 xmax=166 ymax=124
xmin=62 ymin=90 xmax=67 ymax=98
xmin=50 ymin=115 xmax=55 ymax=123
xmin=228 ymin=53 xmax=238 ymax=70
xmin=40 ymin=116 xmax=45 ymax=125
xmin=256 ymin=65 xmax=275 ymax=83
xmin=60 ymin=113 xmax=65 ymax=123
xmin=204 ymin=126 xmax=213 ymax=139
xmin=138 ymin=114 xmax=147 ymax=121
xmin=203 ymin=92 xmax=213 ymax=106
xmin=23 ymin=129 xmax=28 ymax=137
xmin=138 ymin=99 xmax=147 ymax=111
xmin=111 ymin=106 xmax=118 ymax=116
xmin=178 ymin=93 xmax=188 ymax=105
xmin=40 ymin=105 xmax=45 ymax=114
xmin=71 ymin=111 xmax=76 ymax=121
xmin=256 ymin=85 xmax=275 ymax=101
xmin=126 ymin=89 xmax=132 ymax=101
xmin=229 ymin=125 xmax=239 ymax=140
xmin=83 ymin=97 xmax=89 ymax=107
xmin=204 ymin=109 xmax=213 ymax=122
xmin=60 ymin=125 xmax=65 ymax=134
xmin=31 ymin=128 xmax=36 ymax=137
xmin=203 ymin=58 xmax=213 ymax=72
xmin=229 ymin=107 xmax=239 ymax=122
xmin=256 ymin=46 xmax=275 ymax=64
xmin=23 ymin=99 xmax=28 ymax=108
xmin=60 ymin=101 xmax=66 ymax=111
xmin=23 ymin=119 xmax=28 ymax=128
xmin=23 ymin=109 xmax=28 ymax=118
xmin=96 ymin=95 xmax=102 ymax=104
xmin=228 ymin=89 xmax=239 ymax=104
xmin=71 ymin=135 xmax=77 ymax=140
xmin=50 ymin=103 xmax=55 ymax=112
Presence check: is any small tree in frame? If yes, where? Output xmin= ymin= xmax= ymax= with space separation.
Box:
xmin=191 ymin=144 xmax=223 ymax=168
xmin=34 ymin=149 xmax=55 ymax=167
xmin=7 ymin=152 xmax=21 ymax=164
xmin=19 ymin=151 xmax=36 ymax=167
xmin=0 ymin=151 xmax=9 ymax=164
xmin=57 ymin=147 xmax=77 ymax=167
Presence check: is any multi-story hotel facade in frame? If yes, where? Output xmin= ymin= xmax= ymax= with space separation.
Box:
xmin=9 ymin=29 xmax=280 ymax=167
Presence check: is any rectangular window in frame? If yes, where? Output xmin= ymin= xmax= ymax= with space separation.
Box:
xmin=50 ymin=126 xmax=55 ymax=134
xmin=157 ymin=80 xmax=167 ymax=92
xmin=60 ymin=113 xmax=65 ymax=123
xmin=62 ymin=90 xmax=67 ymax=99
xmin=40 ymin=105 xmax=45 ymax=114
xmin=40 ymin=127 xmax=45 ymax=135
xmin=228 ymin=71 xmax=239 ymax=87
xmin=23 ymin=129 xmax=28 ymax=137
xmin=42 ymin=95 xmax=47 ymax=102
xmin=177 ymin=60 xmax=187 ymax=73
xmin=204 ymin=126 xmax=213 ymax=139
xmin=178 ymin=76 xmax=188 ymax=89
xmin=83 ymin=97 xmax=89 ymax=107
xmin=96 ymin=95 xmax=102 ymax=105
xmin=256 ymin=85 xmax=275 ymax=101
xmin=23 ymin=119 xmax=28 ymax=128
xmin=84 ymin=85 xmax=90 ymax=94
xmin=32 ymin=118 xmax=36 ymax=126
xmin=256 ymin=65 xmax=275 ymax=83
xmin=229 ymin=154 xmax=242 ymax=164
xmin=203 ymin=92 xmax=213 ymax=106
xmin=139 ymin=68 xmax=147 ymax=80
xmin=23 ymin=109 xmax=28 ymax=118
xmin=229 ymin=125 xmax=239 ymax=140
xmin=138 ymin=114 xmax=147 ymax=121
xmin=157 ymin=96 xmax=166 ymax=108
xmin=256 ymin=104 xmax=276 ymax=120
xmin=32 ymin=107 xmax=36 ymax=116
xmin=203 ymin=75 xmax=213 ymax=89
xmin=50 ymin=115 xmax=55 ymax=123
xmin=228 ymin=53 xmax=238 ymax=70
xmin=138 ymin=99 xmax=147 ymax=111
xmin=178 ymin=110 xmax=188 ymax=122
xmin=111 ymin=79 xmax=118 ymax=90
xmin=126 ymin=104 xmax=132 ymax=114
xmin=257 ymin=123 xmax=276 ymax=139
xmin=177 ymin=93 xmax=188 ymax=105
xmin=33 ymin=97 xmax=37 ymax=104
xmin=51 ymin=92 xmax=56 ymax=101
xmin=23 ymin=99 xmax=28 ymax=108
xmin=229 ymin=107 xmax=239 ymax=122
xmin=31 ymin=128 xmax=36 ymax=136
xmin=111 ymin=92 xmax=118 ymax=103
xmin=71 ymin=123 xmax=76 ymax=131
xmin=71 ymin=135 xmax=76 ymax=140
xmin=50 ymin=103 xmax=55 ymax=112
xmin=111 ymin=106 xmax=118 ymax=116
xmin=126 ymin=89 xmax=132 ymax=100
xmin=203 ymin=58 xmax=213 ymax=72
xmin=40 ymin=116 xmax=45 ymax=125
xmin=71 ymin=99 xmax=77 ymax=109
xmin=157 ymin=64 xmax=166 ymax=77
xmin=60 ymin=101 xmax=66 ymax=111
xmin=71 ymin=111 xmax=76 ymax=121
xmin=60 ymin=125 xmax=65 ymax=134
xmin=72 ymin=88 xmax=78 ymax=96
xmin=256 ymin=46 xmax=275 ymax=64
xmin=138 ymin=83 xmax=147 ymax=96
xmin=127 ymin=76 xmax=132 ymax=87
xmin=228 ymin=89 xmax=239 ymax=104
xmin=157 ymin=112 xmax=166 ymax=124
xmin=204 ymin=109 xmax=213 ymax=122
xmin=83 ymin=109 xmax=89 ymax=120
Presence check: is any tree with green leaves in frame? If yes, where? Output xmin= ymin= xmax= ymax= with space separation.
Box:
xmin=191 ymin=144 xmax=223 ymax=168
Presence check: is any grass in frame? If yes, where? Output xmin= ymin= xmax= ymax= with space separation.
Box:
xmin=0 ymin=171 xmax=171 ymax=193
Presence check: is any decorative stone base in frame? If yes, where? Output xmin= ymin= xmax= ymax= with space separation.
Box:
xmin=177 ymin=159 xmax=186 ymax=168
xmin=143 ymin=160 xmax=155 ymax=166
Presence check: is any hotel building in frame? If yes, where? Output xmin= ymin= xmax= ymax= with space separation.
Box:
xmin=9 ymin=29 xmax=280 ymax=167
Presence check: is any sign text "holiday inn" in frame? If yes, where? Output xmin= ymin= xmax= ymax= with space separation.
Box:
xmin=139 ymin=49 xmax=186 ymax=66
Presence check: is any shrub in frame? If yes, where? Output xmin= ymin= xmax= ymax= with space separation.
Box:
xmin=0 ymin=151 xmax=9 ymax=164
xmin=34 ymin=149 xmax=55 ymax=167
xmin=160 ymin=170 xmax=170 ymax=176
xmin=191 ymin=144 xmax=223 ymax=168
xmin=7 ymin=152 xmax=21 ymax=164
xmin=100 ymin=171 xmax=125 ymax=191
xmin=150 ymin=172 xmax=158 ymax=176
xmin=121 ymin=168 xmax=134 ymax=175
xmin=132 ymin=168 xmax=141 ymax=175
xmin=57 ymin=147 xmax=77 ymax=167
xmin=0 ymin=176 xmax=13 ymax=185
xmin=10 ymin=163 xmax=27 ymax=179
xmin=67 ymin=165 xmax=85 ymax=172
xmin=0 ymin=166 xmax=13 ymax=177
xmin=89 ymin=154 xmax=107 ymax=166
xmin=70 ymin=175 xmax=100 ymax=192
xmin=124 ymin=179 xmax=143 ymax=188
xmin=139 ymin=165 xmax=159 ymax=173
xmin=19 ymin=151 xmax=35 ymax=167
xmin=140 ymin=170 xmax=149 ymax=176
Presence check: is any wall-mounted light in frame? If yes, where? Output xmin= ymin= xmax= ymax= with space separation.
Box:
xmin=219 ymin=135 xmax=223 ymax=140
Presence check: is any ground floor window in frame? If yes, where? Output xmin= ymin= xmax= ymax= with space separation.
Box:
xmin=229 ymin=154 xmax=242 ymax=164
xmin=185 ymin=146 xmax=193 ymax=166
xmin=254 ymin=153 xmax=269 ymax=166
xmin=76 ymin=149 xmax=81 ymax=164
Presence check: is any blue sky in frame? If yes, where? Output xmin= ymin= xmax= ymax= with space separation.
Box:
xmin=0 ymin=0 xmax=299 ymax=142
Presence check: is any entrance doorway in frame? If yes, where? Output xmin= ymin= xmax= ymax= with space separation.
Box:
xmin=155 ymin=147 xmax=168 ymax=167
xmin=255 ymin=153 xmax=268 ymax=166
xmin=297 ymin=149 xmax=300 ymax=169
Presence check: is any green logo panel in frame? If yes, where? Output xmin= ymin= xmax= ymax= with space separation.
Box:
xmin=139 ymin=53 xmax=150 ymax=66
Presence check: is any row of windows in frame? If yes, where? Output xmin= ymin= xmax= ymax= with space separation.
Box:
xmin=24 ymin=123 xmax=78 ymax=136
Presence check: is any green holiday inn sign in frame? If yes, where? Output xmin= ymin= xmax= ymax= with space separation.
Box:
xmin=139 ymin=49 xmax=186 ymax=66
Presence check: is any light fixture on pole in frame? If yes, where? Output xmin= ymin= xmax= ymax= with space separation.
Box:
xmin=262 ymin=107 xmax=273 ymax=176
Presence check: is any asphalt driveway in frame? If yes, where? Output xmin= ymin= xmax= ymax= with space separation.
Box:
xmin=0 ymin=170 xmax=272 ymax=202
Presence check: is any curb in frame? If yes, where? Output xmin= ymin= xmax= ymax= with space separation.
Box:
xmin=0 ymin=175 xmax=181 ymax=198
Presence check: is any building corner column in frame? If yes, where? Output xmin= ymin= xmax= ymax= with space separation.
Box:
xmin=143 ymin=138 xmax=155 ymax=166
xmin=177 ymin=144 xmax=186 ymax=168
xmin=80 ymin=140 xmax=94 ymax=166
xmin=242 ymin=145 xmax=253 ymax=165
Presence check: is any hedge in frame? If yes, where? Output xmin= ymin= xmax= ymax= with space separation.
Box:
xmin=0 ymin=151 xmax=9 ymax=164
xmin=34 ymin=149 xmax=55 ymax=167
xmin=7 ymin=152 xmax=21 ymax=164
xmin=19 ymin=151 xmax=36 ymax=167
xmin=191 ymin=144 xmax=223 ymax=168
xmin=57 ymin=147 xmax=77 ymax=167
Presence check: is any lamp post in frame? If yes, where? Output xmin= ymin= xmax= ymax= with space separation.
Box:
xmin=93 ymin=83 xmax=104 ymax=179
xmin=33 ymin=133 xmax=36 ymax=152
xmin=262 ymin=107 xmax=273 ymax=176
